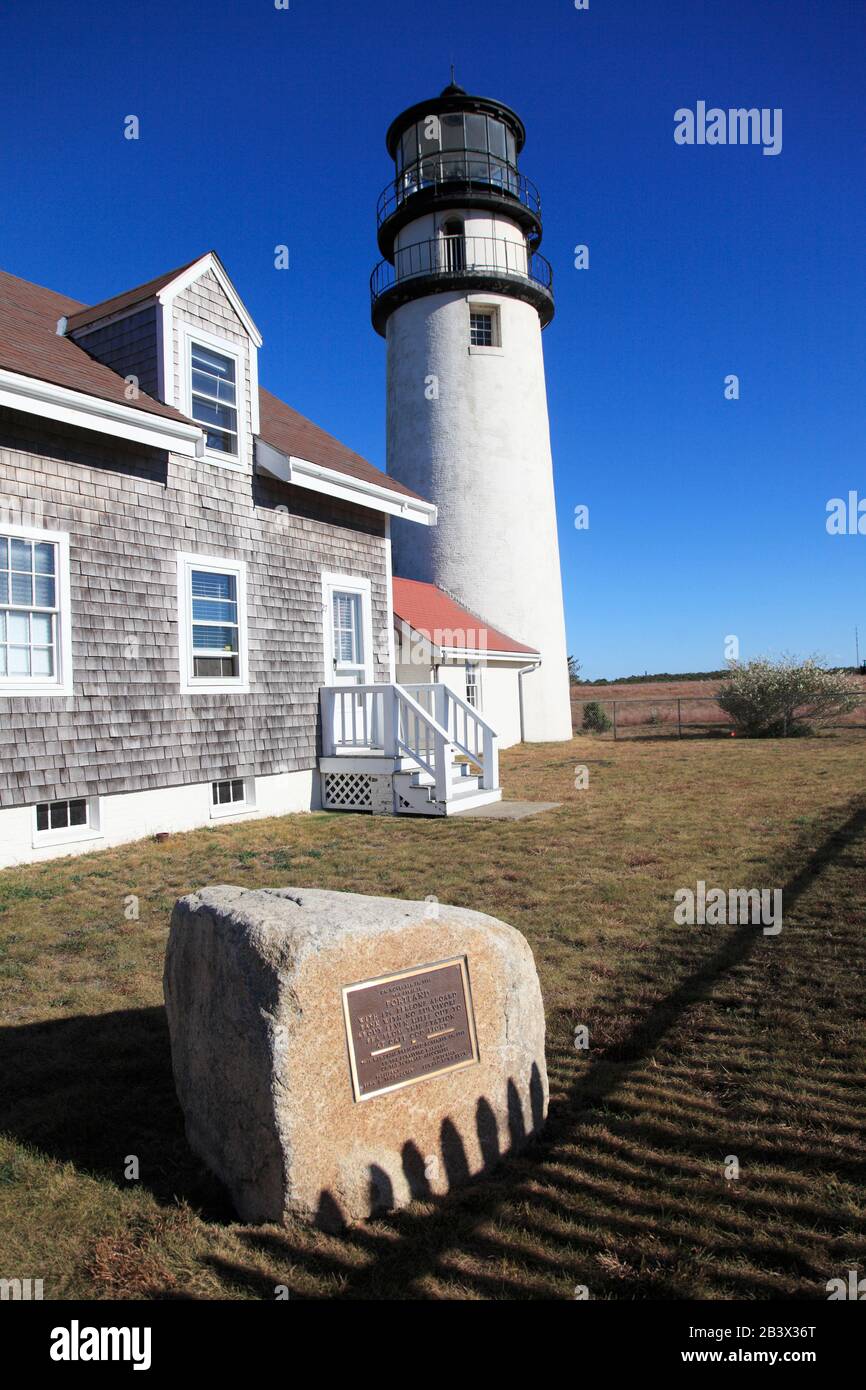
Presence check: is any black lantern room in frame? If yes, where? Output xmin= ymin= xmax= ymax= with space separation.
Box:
xmin=371 ymin=82 xmax=553 ymax=335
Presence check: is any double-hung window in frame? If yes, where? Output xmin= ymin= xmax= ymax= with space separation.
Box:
xmin=465 ymin=661 xmax=481 ymax=710
xmin=189 ymin=340 xmax=239 ymax=458
xmin=177 ymin=553 xmax=248 ymax=693
xmin=0 ymin=526 xmax=72 ymax=695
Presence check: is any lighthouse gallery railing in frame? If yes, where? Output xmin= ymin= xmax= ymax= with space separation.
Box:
xmin=371 ymin=235 xmax=553 ymax=304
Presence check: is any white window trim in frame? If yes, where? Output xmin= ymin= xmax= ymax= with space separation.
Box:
xmin=179 ymin=323 xmax=246 ymax=469
xmin=209 ymin=776 xmax=257 ymax=820
xmin=465 ymin=660 xmax=483 ymax=712
xmin=466 ymin=297 xmax=503 ymax=354
xmin=0 ymin=522 xmax=73 ymax=698
xmin=158 ymin=253 xmax=263 ymax=347
xmin=467 ymin=302 xmax=502 ymax=353
xmin=32 ymin=796 xmax=102 ymax=849
xmin=321 ymin=572 xmax=374 ymax=687
xmin=177 ymin=551 xmax=250 ymax=695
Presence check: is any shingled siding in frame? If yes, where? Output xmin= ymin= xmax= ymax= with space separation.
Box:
xmin=70 ymin=305 xmax=161 ymax=401
xmin=0 ymin=407 xmax=391 ymax=812
xmin=172 ymin=271 xmax=256 ymax=468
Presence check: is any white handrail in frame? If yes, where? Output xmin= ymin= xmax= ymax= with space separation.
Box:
xmin=400 ymin=683 xmax=499 ymax=791
xmin=320 ymin=684 xmax=460 ymax=804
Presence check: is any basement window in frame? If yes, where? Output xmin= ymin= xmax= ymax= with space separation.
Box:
xmin=33 ymin=796 xmax=102 ymax=847
xmin=210 ymin=778 xmax=255 ymax=818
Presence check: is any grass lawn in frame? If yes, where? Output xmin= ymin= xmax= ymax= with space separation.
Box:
xmin=1 ymin=732 xmax=865 ymax=1300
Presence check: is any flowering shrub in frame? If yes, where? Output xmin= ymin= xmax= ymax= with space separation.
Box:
xmin=716 ymin=657 xmax=861 ymax=737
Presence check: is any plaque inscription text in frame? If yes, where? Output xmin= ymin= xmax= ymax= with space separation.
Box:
xmin=342 ymin=957 xmax=479 ymax=1101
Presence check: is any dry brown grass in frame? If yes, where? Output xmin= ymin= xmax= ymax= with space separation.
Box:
xmin=1 ymin=731 xmax=865 ymax=1300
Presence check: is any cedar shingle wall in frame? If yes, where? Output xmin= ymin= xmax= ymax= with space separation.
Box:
xmin=0 ymin=409 xmax=390 ymax=810
xmin=70 ymin=305 xmax=161 ymax=401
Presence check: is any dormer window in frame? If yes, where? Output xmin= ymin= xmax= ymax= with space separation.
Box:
xmin=190 ymin=342 xmax=238 ymax=457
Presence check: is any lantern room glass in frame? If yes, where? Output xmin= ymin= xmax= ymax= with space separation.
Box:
xmin=395 ymin=111 xmax=520 ymax=197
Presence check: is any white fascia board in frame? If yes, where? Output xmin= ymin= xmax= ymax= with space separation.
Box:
xmin=0 ymin=369 xmax=204 ymax=457
xmin=393 ymin=617 xmax=538 ymax=664
xmin=157 ymin=253 xmax=263 ymax=347
xmin=255 ymin=441 xmax=437 ymax=525
xmin=439 ymin=647 xmax=541 ymax=663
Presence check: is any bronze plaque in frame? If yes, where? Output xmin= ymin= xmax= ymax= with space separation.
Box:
xmin=342 ymin=956 xmax=479 ymax=1102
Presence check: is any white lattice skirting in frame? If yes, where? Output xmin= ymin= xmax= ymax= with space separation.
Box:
xmin=323 ymin=772 xmax=374 ymax=811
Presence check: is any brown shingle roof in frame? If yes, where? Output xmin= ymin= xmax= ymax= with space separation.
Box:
xmin=258 ymin=386 xmax=427 ymax=504
xmin=0 ymin=263 xmax=428 ymax=507
xmin=0 ymin=269 xmax=192 ymax=423
xmin=65 ymin=255 xmax=207 ymax=333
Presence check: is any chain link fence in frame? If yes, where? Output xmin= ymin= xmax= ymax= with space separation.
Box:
xmin=571 ymin=693 xmax=866 ymax=740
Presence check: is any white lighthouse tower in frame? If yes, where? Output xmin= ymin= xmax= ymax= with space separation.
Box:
xmin=372 ymin=81 xmax=573 ymax=742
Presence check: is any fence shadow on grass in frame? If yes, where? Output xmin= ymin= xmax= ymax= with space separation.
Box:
xmin=1 ymin=801 xmax=864 ymax=1299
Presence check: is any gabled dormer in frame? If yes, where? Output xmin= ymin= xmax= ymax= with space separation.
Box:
xmin=66 ymin=252 xmax=262 ymax=471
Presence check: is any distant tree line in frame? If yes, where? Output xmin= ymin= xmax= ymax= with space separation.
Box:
xmin=573 ymin=666 xmax=865 ymax=687
xmin=573 ymin=670 xmax=730 ymax=686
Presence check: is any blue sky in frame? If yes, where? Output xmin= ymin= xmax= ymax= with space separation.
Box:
xmin=1 ymin=0 xmax=863 ymax=678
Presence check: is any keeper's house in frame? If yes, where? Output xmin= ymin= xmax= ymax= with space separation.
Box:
xmin=0 ymin=252 xmax=509 ymax=868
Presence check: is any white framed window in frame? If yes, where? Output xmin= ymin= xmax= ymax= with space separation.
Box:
xmin=177 ymin=552 xmax=249 ymax=694
xmin=465 ymin=661 xmax=482 ymax=710
xmin=467 ymin=301 xmax=502 ymax=353
xmin=469 ymin=311 xmax=494 ymax=347
xmin=0 ymin=523 xmax=72 ymax=697
xmin=179 ymin=324 xmax=244 ymax=467
xmin=210 ymin=777 xmax=255 ymax=818
xmin=32 ymin=795 xmax=101 ymax=848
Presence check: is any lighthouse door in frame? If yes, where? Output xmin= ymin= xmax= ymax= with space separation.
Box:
xmin=441 ymin=219 xmax=465 ymax=273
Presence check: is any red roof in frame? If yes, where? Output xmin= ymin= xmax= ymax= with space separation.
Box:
xmin=392 ymin=577 xmax=539 ymax=656
xmin=0 ymin=269 xmax=192 ymax=424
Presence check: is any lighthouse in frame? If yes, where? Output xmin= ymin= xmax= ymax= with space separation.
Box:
xmin=371 ymin=81 xmax=573 ymax=742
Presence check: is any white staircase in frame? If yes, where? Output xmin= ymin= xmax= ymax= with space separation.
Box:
xmin=319 ymin=682 xmax=501 ymax=817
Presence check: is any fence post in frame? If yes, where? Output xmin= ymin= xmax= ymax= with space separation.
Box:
xmin=677 ymin=698 xmax=682 ymax=739
xmin=612 ymin=701 xmax=617 ymax=741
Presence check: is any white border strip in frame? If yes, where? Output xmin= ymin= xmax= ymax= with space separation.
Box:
xmin=255 ymin=441 xmax=436 ymax=526
xmin=0 ymin=368 xmax=203 ymax=458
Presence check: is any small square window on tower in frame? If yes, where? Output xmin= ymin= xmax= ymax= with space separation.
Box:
xmin=468 ymin=306 xmax=500 ymax=349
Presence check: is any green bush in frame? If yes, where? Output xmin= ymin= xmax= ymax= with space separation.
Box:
xmin=582 ymin=701 xmax=612 ymax=733
xmin=717 ymin=656 xmax=861 ymax=737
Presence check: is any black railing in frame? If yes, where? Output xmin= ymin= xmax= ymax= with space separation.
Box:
xmin=377 ymin=152 xmax=541 ymax=228
xmin=371 ymin=234 xmax=553 ymax=304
